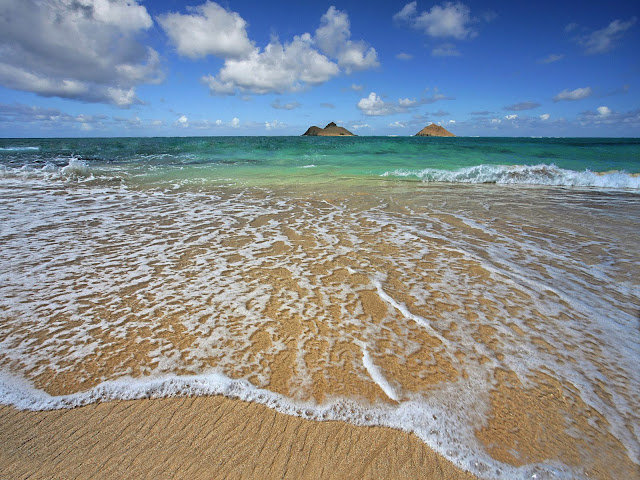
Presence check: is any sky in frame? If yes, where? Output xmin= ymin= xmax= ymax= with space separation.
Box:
xmin=0 ymin=0 xmax=638 ymax=137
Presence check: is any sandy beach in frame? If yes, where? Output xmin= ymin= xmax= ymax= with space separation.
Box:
xmin=0 ymin=395 xmax=476 ymax=479
xmin=1 ymin=145 xmax=639 ymax=479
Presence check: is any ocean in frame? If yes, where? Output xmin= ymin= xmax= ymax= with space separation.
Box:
xmin=1 ymin=136 xmax=639 ymax=479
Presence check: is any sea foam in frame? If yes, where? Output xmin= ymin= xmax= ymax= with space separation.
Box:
xmin=382 ymin=164 xmax=640 ymax=189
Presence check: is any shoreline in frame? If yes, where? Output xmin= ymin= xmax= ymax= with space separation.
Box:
xmin=0 ymin=395 xmax=477 ymax=479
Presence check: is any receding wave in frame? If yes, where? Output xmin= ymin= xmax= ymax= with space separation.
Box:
xmin=381 ymin=164 xmax=640 ymax=189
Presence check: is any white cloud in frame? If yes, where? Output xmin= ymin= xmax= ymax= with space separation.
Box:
xmin=539 ymin=113 xmax=550 ymax=120
xmin=351 ymin=124 xmax=371 ymax=130
xmin=578 ymin=107 xmax=640 ymax=127
xmin=389 ymin=121 xmax=407 ymax=128
xmin=157 ymin=1 xmax=253 ymax=60
xmin=399 ymin=98 xmax=417 ymax=107
xmin=395 ymin=2 xmax=477 ymax=39
xmin=200 ymin=7 xmax=377 ymax=95
xmin=490 ymin=118 xmax=501 ymax=124
xmin=231 ymin=117 xmax=240 ymax=128
xmin=504 ymin=114 xmax=518 ymax=120
xmin=448 ymin=119 xmax=456 ymax=123
xmin=358 ymin=92 xmax=395 ymax=116
xmin=357 ymin=89 xmax=452 ymax=116
xmin=315 ymin=7 xmax=379 ymax=73
xmin=553 ymin=87 xmax=593 ymax=102
xmin=152 ymin=120 xmax=164 ymax=126
xmin=393 ymin=2 xmax=418 ymax=23
xmin=351 ymin=84 xmax=364 ymax=91
xmin=201 ymin=34 xmax=339 ymax=95
xmin=0 ymin=0 xmax=161 ymax=106
xmin=432 ymin=43 xmax=461 ymax=56
xmin=265 ymin=120 xmax=286 ymax=130
xmin=538 ymin=53 xmax=564 ymax=64
xmin=577 ymin=18 xmax=637 ymax=54
xmin=215 ymin=119 xmax=223 ymax=126
xmin=175 ymin=115 xmax=189 ymax=127
xmin=396 ymin=52 xmax=413 ymax=60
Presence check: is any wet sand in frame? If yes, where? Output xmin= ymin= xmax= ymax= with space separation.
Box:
xmin=0 ymin=395 xmax=476 ymax=480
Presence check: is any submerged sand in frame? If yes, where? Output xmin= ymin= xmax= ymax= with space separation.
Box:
xmin=0 ymin=396 xmax=476 ymax=479
xmin=1 ymin=183 xmax=638 ymax=479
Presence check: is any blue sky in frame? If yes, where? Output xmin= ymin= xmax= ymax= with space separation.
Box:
xmin=0 ymin=0 xmax=638 ymax=137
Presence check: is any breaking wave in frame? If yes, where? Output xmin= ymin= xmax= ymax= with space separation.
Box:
xmin=381 ymin=164 xmax=640 ymax=189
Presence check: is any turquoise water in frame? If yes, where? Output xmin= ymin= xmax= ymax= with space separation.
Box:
xmin=1 ymin=136 xmax=639 ymax=188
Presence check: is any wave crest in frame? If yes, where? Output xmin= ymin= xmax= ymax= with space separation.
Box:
xmin=381 ymin=164 xmax=640 ymax=189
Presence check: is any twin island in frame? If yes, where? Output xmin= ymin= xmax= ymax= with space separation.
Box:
xmin=302 ymin=122 xmax=455 ymax=137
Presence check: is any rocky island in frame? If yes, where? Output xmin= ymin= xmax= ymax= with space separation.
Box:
xmin=302 ymin=122 xmax=355 ymax=136
xmin=415 ymin=123 xmax=456 ymax=137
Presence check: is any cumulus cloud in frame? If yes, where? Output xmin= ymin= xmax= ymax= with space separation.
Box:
xmin=539 ymin=113 xmax=550 ymax=120
xmin=576 ymin=18 xmax=637 ymax=54
xmin=504 ymin=101 xmax=541 ymax=111
xmin=357 ymin=89 xmax=452 ymax=116
xmin=538 ymin=53 xmax=564 ymax=64
xmin=272 ymin=99 xmax=301 ymax=110
xmin=231 ymin=117 xmax=240 ymax=128
xmin=388 ymin=121 xmax=407 ymax=128
xmin=357 ymin=93 xmax=398 ymax=116
xmin=201 ymin=34 xmax=339 ymax=95
xmin=158 ymin=2 xmax=254 ymax=59
xmin=399 ymin=98 xmax=417 ymax=107
xmin=175 ymin=115 xmax=189 ymax=128
xmin=0 ymin=0 xmax=162 ymax=106
xmin=200 ymin=6 xmax=377 ymax=96
xmin=315 ymin=7 xmax=379 ymax=73
xmin=265 ymin=120 xmax=286 ymax=130
xmin=394 ymin=2 xmax=477 ymax=39
xmin=578 ymin=107 xmax=640 ymax=127
xmin=553 ymin=87 xmax=593 ymax=102
xmin=504 ymin=114 xmax=518 ymax=120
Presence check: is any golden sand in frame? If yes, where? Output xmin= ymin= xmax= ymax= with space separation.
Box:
xmin=0 ymin=396 xmax=476 ymax=480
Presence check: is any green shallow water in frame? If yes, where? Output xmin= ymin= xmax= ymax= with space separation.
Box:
xmin=1 ymin=136 xmax=639 ymax=190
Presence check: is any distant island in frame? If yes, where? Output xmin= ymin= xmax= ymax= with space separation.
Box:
xmin=415 ymin=123 xmax=456 ymax=137
xmin=303 ymin=122 xmax=355 ymax=136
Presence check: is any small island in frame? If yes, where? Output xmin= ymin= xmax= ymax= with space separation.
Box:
xmin=303 ymin=122 xmax=355 ymax=136
xmin=415 ymin=123 xmax=456 ymax=137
